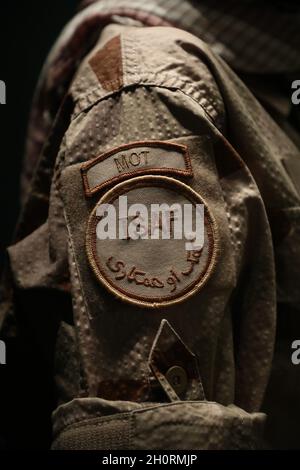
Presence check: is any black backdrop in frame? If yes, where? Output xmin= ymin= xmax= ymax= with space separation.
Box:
xmin=0 ymin=1 xmax=79 ymax=450
xmin=0 ymin=1 xmax=79 ymax=268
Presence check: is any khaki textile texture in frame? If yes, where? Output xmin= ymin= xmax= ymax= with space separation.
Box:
xmin=1 ymin=0 xmax=300 ymax=450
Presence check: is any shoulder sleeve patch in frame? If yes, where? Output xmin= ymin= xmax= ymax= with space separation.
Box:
xmin=81 ymin=140 xmax=193 ymax=197
xmin=86 ymin=175 xmax=218 ymax=309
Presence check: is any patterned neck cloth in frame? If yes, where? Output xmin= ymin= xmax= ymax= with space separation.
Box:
xmin=21 ymin=0 xmax=300 ymax=203
xmin=79 ymin=0 xmax=300 ymax=74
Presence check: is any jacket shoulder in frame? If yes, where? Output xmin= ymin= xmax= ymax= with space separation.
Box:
xmin=70 ymin=24 xmax=223 ymax=122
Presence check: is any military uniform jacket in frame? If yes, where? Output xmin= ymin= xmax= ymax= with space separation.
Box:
xmin=1 ymin=0 xmax=300 ymax=450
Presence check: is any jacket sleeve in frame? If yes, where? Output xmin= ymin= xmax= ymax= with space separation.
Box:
xmin=39 ymin=25 xmax=278 ymax=449
xmin=1 ymin=24 xmax=284 ymax=450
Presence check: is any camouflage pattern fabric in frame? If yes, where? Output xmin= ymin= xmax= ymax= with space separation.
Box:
xmin=1 ymin=0 xmax=299 ymax=450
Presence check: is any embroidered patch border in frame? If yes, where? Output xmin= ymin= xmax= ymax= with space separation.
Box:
xmin=86 ymin=175 xmax=218 ymax=309
xmin=81 ymin=140 xmax=193 ymax=197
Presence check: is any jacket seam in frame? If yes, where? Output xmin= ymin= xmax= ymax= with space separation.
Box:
xmin=72 ymin=82 xmax=220 ymax=130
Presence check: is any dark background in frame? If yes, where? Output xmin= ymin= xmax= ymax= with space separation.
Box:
xmin=0 ymin=1 xmax=79 ymax=450
xmin=0 ymin=1 xmax=79 ymax=268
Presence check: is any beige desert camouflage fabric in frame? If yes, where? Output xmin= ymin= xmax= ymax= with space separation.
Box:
xmin=1 ymin=0 xmax=300 ymax=450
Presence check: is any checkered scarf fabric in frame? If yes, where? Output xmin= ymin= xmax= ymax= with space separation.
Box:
xmin=79 ymin=0 xmax=300 ymax=74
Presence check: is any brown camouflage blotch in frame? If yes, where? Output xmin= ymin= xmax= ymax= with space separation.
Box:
xmin=89 ymin=35 xmax=123 ymax=92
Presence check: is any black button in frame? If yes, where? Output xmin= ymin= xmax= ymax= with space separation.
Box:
xmin=165 ymin=365 xmax=188 ymax=396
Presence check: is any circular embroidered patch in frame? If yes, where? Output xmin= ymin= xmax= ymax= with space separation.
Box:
xmin=86 ymin=175 xmax=218 ymax=308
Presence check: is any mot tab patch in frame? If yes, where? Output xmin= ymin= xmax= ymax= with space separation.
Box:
xmin=86 ymin=175 xmax=218 ymax=309
xmin=81 ymin=140 xmax=192 ymax=196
